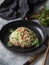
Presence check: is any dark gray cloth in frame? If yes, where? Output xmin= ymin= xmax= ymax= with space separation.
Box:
xmin=0 ymin=0 xmax=43 ymax=20
xmin=0 ymin=0 xmax=29 ymax=20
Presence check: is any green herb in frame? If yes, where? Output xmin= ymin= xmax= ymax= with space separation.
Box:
xmin=34 ymin=15 xmax=40 ymax=19
xmin=31 ymin=5 xmax=49 ymax=27
xmin=9 ymin=28 xmax=14 ymax=33
xmin=15 ymin=37 xmax=18 ymax=40
xmin=40 ymin=18 xmax=47 ymax=27
xmin=40 ymin=13 xmax=46 ymax=18
xmin=31 ymin=38 xmax=39 ymax=47
xmin=39 ymin=5 xmax=49 ymax=27
xmin=7 ymin=42 xmax=12 ymax=46
xmin=15 ymin=33 xmax=22 ymax=41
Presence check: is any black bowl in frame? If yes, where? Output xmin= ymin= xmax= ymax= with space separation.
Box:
xmin=0 ymin=20 xmax=46 ymax=53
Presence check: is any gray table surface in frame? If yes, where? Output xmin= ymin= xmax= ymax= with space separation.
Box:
xmin=0 ymin=0 xmax=49 ymax=65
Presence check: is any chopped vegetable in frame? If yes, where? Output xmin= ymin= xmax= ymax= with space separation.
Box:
xmin=7 ymin=42 xmax=12 ymax=46
xmin=9 ymin=28 xmax=14 ymax=33
xmin=31 ymin=38 xmax=39 ymax=47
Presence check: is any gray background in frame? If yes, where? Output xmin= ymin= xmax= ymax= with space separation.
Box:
xmin=0 ymin=0 xmax=49 ymax=65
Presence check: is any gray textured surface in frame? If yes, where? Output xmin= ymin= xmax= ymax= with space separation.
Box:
xmin=0 ymin=0 xmax=49 ymax=65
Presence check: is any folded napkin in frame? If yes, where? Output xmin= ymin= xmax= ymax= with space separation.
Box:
xmin=0 ymin=0 xmax=44 ymax=20
xmin=0 ymin=0 xmax=29 ymax=20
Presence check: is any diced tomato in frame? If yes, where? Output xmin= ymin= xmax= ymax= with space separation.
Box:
xmin=20 ymin=36 xmax=25 ymax=40
xmin=17 ymin=28 xmax=21 ymax=32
